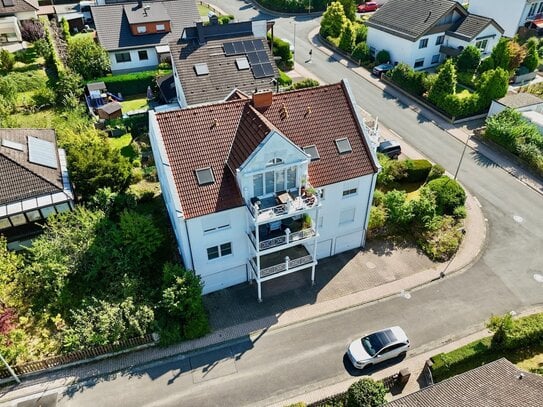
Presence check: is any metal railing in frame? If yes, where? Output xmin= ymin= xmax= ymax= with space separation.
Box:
xmin=260 ymin=254 xmax=314 ymax=278
xmin=249 ymin=192 xmax=319 ymax=221
xmin=249 ymin=227 xmax=317 ymax=251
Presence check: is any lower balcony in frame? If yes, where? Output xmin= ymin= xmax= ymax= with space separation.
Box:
xmin=248 ymin=217 xmax=317 ymax=252
xmin=250 ymin=245 xmax=315 ymax=280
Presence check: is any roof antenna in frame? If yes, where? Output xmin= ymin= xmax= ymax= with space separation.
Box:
xmin=424 ymin=11 xmax=431 ymax=23
xmin=143 ymin=5 xmax=151 ymax=16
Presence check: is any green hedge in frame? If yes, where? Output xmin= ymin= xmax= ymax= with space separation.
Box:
xmin=256 ymin=0 xmax=327 ymax=13
xmin=389 ymin=63 xmax=428 ymax=96
xmin=489 ymin=313 xmax=543 ymax=350
xmin=405 ymin=159 xmax=432 ymax=182
xmin=91 ymin=70 xmax=171 ymax=96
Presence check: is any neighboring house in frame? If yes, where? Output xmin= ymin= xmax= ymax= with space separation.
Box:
xmin=0 ymin=129 xmax=74 ymax=250
xmin=469 ymin=0 xmax=543 ymax=38
xmin=171 ymin=20 xmax=279 ymax=107
xmin=148 ymin=80 xmax=380 ymax=300
xmin=387 ymin=358 xmax=542 ymax=406
xmin=366 ymin=0 xmax=503 ymax=70
xmin=91 ymin=0 xmax=199 ymax=74
xmin=488 ymin=92 xmax=543 ymax=116
xmin=0 ymin=0 xmax=38 ymax=44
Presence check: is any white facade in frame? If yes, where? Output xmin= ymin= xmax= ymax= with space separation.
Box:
xmin=445 ymin=24 xmax=501 ymax=57
xmin=469 ymin=0 xmax=540 ymax=38
xmin=109 ymin=47 xmax=158 ymax=74
xmin=0 ymin=16 xmax=21 ymax=43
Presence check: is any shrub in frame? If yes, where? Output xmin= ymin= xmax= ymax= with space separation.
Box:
xmin=354 ymin=23 xmax=367 ymax=44
xmin=477 ymin=68 xmax=509 ymax=108
xmin=54 ymin=69 xmax=83 ymax=108
xmin=437 ymin=91 xmax=481 ymax=118
xmin=33 ymin=38 xmax=51 ymax=60
xmin=339 ymin=21 xmax=355 ymax=54
xmin=410 ymin=187 xmax=437 ymax=228
xmin=278 ymin=69 xmax=292 ymax=86
xmin=270 ymin=36 xmax=292 ymax=65
xmin=372 ymin=189 xmax=385 ymax=206
xmin=375 ymin=49 xmax=390 ymax=64
xmin=93 ymin=70 xmax=167 ymax=96
xmin=346 ymin=378 xmax=387 ymax=407
xmin=60 ymin=17 xmax=70 ymax=39
xmin=456 ymin=45 xmax=481 ymax=73
xmin=352 ymin=41 xmax=371 ymax=63
xmin=490 ymin=38 xmax=511 ymax=71
xmin=289 ymin=78 xmax=319 ymax=90
xmin=20 ymin=19 xmax=45 ymax=42
xmin=0 ymin=49 xmax=15 ymax=72
xmin=218 ymin=14 xmax=234 ymax=24
xmin=428 ymin=59 xmax=456 ymax=105
xmin=487 ymin=312 xmax=543 ymax=350
xmin=522 ymin=37 xmax=539 ymax=72
xmin=377 ymin=153 xmax=407 ymax=186
xmin=453 ymin=205 xmax=467 ymax=219
xmin=384 ymin=190 xmax=413 ymax=226
xmin=389 ymin=63 xmax=428 ymax=96
xmin=405 ymin=159 xmax=432 ymax=182
xmin=368 ymin=205 xmax=387 ymax=231
xmin=418 ymin=215 xmax=463 ymax=261
xmin=426 ymin=176 xmax=466 ymax=215
xmin=427 ymin=164 xmax=445 ymax=181
xmin=67 ymin=36 xmax=110 ymax=80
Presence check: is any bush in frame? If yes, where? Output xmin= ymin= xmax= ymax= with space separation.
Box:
xmin=270 ymin=35 xmax=293 ymax=65
xmin=405 ymin=159 xmax=432 ymax=182
xmin=60 ymin=17 xmax=70 ymax=39
xmin=427 ymin=164 xmax=445 ymax=181
xmin=278 ymin=69 xmax=293 ymax=86
xmin=218 ymin=14 xmax=234 ymax=24
xmin=426 ymin=176 xmax=466 ymax=215
xmin=376 ymin=153 xmax=407 ymax=186
xmin=339 ymin=21 xmax=355 ymax=54
xmin=487 ymin=313 xmax=543 ymax=350
xmin=67 ymin=36 xmax=110 ymax=80
xmin=346 ymin=378 xmax=387 ymax=407
xmin=352 ymin=41 xmax=371 ymax=63
xmin=456 ymin=45 xmax=481 ymax=73
xmin=368 ymin=205 xmax=387 ymax=231
xmin=522 ymin=37 xmax=539 ymax=72
xmin=410 ymin=187 xmax=437 ymax=228
xmin=453 ymin=205 xmax=467 ymax=219
xmin=428 ymin=59 xmax=456 ymax=105
xmin=418 ymin=215 xmax=463 ymax=261
xmin=375 ymin=49 xmax=390 ymax=64
xmin=389 ymin=63 xmax=429 ymax=96
xmin=384 ymin=190 xmax=413 ymax=226
xmin=0 ymin=49 xmax=15 ymax=72
xmin=437 ymin=91 xmax=481 ymax=118
xmin=354 ymin=23 xmax=367 ymax=44
xmin=20 ymin=19 xmax=45 ymax=42
xmin=93 ymin=70 xmax=167 ymax=96
xmin=289 ymin=78 xmax=319 ymax=90
xmin=372 ymin=189 xmax=385 ymax=206
xmin=53 ymin=69 xmax=83 ymax=108
xmin=477 ymin=67 xmax=509 ymax=108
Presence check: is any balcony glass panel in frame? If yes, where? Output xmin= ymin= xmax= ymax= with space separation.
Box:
xmin=265 ymin=171 xmax=274 ymax=194
xmin=287 ymin=167 xmax=296 ymax=189
xmin=253 ymin=173 xmax=263 ymax=196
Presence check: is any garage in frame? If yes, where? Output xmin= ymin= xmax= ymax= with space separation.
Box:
xmin=334 ymin=231 xmax=363 ymax=255
xmin=316 ymin=239 xmax=332 ymax=260
xmin=200 ymin=264 xmax=247 ymax=294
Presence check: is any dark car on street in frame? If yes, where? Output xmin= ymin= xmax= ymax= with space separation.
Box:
xmin=372 ymin=63 xmax=395 ymax=77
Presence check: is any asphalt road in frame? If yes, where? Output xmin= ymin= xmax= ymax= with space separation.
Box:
xmin=11 ymin=3 xmax=543 ymax=407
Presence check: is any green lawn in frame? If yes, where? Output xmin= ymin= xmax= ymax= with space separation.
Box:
xmin=9 ymin=109 xmax=57 ymax=128
xmin=120 ymin=94 xmax=148 ymax=113
xmin=198 ymin=4 xmax=212 ymax=17
xmin=381 ymin=181 xmax=424 ymax=201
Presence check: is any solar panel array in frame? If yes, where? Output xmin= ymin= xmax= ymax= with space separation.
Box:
xmin=28 ymin=136 xmax=58 ymax=169
xmin=223 ymin=39 xmax=274 ymax=79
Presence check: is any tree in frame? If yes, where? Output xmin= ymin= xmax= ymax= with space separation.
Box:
xmin=320 ymin=1 xmax=347 ymax=38
xmin=522 ymin=37 xmax=539 ymax=72
xmin=384 ymin=190 xmax=413 ymax=226
xmin=53 ymin=69 xmax=83 ymax=108
xmin=347 ymin=378 xmax=387 ymax=407
xmin=456 ymin=45 xmax=481 ymax=72
xmin=0 ymin=49 xmax=15 ymax=71
xmin=426 ymin=176 xmax=466 ymax=215
xmin=338 ymin=0 xmax=356 ymax=21
xmin=20 ymin=19 xmax=44 ymax=42
xmin=477 ymin=67 xmax=509 ymax=107
xmin=339 ymin=21 xmax=355 ymax=54
xmin=376 ymin=49 xmax=391 ymax=64
xmin=354 ymin=23 xmax=367 ymax=44
xmin=352 ymin=41 xmax=371 ymax=63
xmin=507 ymin=40 xmax=526 ymax=72
xmin=428 ymin=59 xmax=457 ymax=104
xmin=490 ymin=38 xmax=511 ymax=71
xmin=67 ymin=36 xmax=110 ymax=80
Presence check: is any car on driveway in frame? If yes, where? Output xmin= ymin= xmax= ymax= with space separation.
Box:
xmin=347 ymin=326 xmax=410 ymax=370
xmin=372 ymin=62 xmax=395 ymax=77
xmin=377 ymin=140 xmax=401 ymax=159
xmin=358 ymin=1 xmax=380 ymax=12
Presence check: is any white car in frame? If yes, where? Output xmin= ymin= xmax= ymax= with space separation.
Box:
xmin=347 ymin=326 xmax=410 ymax=369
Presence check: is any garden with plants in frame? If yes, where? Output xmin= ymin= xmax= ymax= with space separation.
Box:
xmin=0 ymin=19 xmax=208 ymax=367
xmin=369 ymin=155 xmax=467 ymax=262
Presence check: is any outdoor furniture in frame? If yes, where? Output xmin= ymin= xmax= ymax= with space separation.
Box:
xmin=276 ymin=191 xmax=290 ymax=205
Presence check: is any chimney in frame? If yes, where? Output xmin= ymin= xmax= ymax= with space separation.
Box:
xmin=137 ymin=0 xmax=143 ymax=9
xmin=252 ymin=90 xmax=273 ymax=109
xmin=196 ymin=21 xmax=205 ymax=45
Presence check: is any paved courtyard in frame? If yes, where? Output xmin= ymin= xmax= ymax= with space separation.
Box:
xmin=203 ymin=238 xmax=435 ymax=330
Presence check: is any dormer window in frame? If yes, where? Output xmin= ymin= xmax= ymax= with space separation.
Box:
xmin=156 ymin=24 xmax=165 ymax=31
xmin=266 ymin=158 xmax=283 ymax=166
xmin=137 ymin=26 xmax=147 ymax=33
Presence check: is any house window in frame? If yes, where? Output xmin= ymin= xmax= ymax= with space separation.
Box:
xmin=0 ymin=217 xmax=11 ymax=230
xmin=286 ymin=167 xmax=297 ymax=189
xmin=369 ymin=46 xmax=376 ymax=57
xmin=475 ymin=39 xmax=488 ymax=52
xmin=156 ymin=24 xmax=165 ymax=31
xmin=435 ymin=35 xmax=445 ymax=46
xmin=40 ymin=206 xmax=56 ymax=218
xmin=25 ymin=210 xmax=42 ymax=222
xmin=414 ymin=58 xmax=424 ymax=68
xmin=431 ymin=54 xmax=440 ymax=64
xmin=9 ymin=213 xmax=26 ymax=226
xmin=342 ymin=188 xmax=358 ymax=197
xmin=115 ymin=52 xmax=131 ymax=63
xmin=138 ymin=50 xmax=148 ymax=60
xmin=339 ymin=208 xmax=355 ymax=224
xmin=207 ymin=242 xmax=232 ymax=260
xmin=529 ymin=3 xmax=537 ymax=16
xmin=419 ymin=38 xmax=428 ymax=49
xmin=253 ymin=166 xmax=298 ymax=197
xmin=137 ymin=25 xmax=147 ymax=33
xmin=253 ymin=173 xmax=264 ymax=196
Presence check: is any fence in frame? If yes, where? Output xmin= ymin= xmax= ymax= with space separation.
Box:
xmin=0 ymin=334 xmax=156 ymax=381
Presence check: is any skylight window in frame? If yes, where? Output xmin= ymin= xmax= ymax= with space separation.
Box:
xmin=236 ymin=57 xmax=250 ymax=70
xmin=194 ymin=63 xmax=209 ymax=76
xmin=335 ymin=138 xmax=352 ymax=154
xmin=195 ymin=167 xmax=215 ymax=186
xmin=1 ymin=138 xmax=24 ymax=151
xmin=303 ymin=145 xmax=320 ymax=161
xmin=28 ymin=136 xmax=58 ymax=169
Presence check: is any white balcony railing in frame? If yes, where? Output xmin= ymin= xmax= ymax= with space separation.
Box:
xmin=248 ymin=227 xmax=317 ymax=252
xmin=249 ymin=194 xmax=318 ymax=222
xmin=260 ymin=254 xmax=314 ymax=278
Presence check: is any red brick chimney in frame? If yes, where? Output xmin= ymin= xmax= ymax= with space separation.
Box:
xmin=252 ymin=90 xmax=273 ymax=109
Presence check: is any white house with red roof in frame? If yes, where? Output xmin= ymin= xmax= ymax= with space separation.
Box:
xmin=149 ymin=80 xmax=380 ymax=300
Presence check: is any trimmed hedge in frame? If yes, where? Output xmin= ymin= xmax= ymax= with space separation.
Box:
xmin=388 ymin=63 xmax=428 ymax=96
xmin=426 ymin=176 xmax=466 ymax=215
xmin=91 ymin=70 xmax=171 ymax=96
xmin=257 ymin=0 xmax=327 ymax=13
xmin=405 ymin=159 xmax=432 ymax=182
xmin=488 ymin=313 xmax=543 ymax=350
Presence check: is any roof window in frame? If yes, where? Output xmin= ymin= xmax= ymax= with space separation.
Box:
xmin=195 ymin=167 xmax=215 ymax=186
xmin=303 ymin=145 xmax=320 ymax=161
xmin=335 ymin=138 xmax=352 ymax=154
xmin=1 ymin=138 xmax=23 ymax=151
xmin=236 ymin=57 xmax=250 ymax=70
xmin=194 ymin=63 xmax=209 ymax=76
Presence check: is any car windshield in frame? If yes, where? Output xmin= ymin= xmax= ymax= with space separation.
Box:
xmin=361 ymin=330 xmax=397 ymax=356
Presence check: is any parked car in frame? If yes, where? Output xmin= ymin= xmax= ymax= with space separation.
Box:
xmin=348 ymin=326 xmax=410 ymax=370
xmin=372 ymin=62 xmax=395 ymax=77
xmin=377 ymin=140 xmax=401 ymax=159
xmin=358 ymin=1 xmax=380 ymax=13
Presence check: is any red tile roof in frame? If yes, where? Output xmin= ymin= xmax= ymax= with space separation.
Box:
xmin=155 ymin=81 xmax=378 ymax=219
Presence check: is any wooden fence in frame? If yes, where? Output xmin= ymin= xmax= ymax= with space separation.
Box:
xmin=0 ymin=334 xmax=155 ymax=380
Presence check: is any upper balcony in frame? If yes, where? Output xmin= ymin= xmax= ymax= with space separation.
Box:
xmin=247 ymin=186 xmax=319 ymax=223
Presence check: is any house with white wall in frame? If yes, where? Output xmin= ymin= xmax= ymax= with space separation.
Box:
xmin=469 ymin=0 xmax=543 ymax=38
xmin=366 ymin=0 xmax=503 ymax=70
xmin=91 ymin=0 xmax=199 ymax=74
xmin=149 ymin=80 xmax=380 ymax=301
xmin=0 ymin=0 xmax=38 ymax=44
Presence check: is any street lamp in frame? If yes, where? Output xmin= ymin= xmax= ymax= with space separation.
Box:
xmin=0 ymin=353 xmax=20 ymax=384
xmin=454 ymin=134 xmax=471 ymax=180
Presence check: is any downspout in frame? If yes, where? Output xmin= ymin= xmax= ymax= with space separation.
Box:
xmin=361 ymin=172 xmax=378 ymax=248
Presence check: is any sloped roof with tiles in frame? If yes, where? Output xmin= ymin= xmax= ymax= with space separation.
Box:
xmin=0 ymin=129 xmax=63 ymax=205
xmin=154 ymin=81 xmax=378 ymax=219
xmin=387 ymin=358 xmax=543 ymax=407
xmin=0 ymin=0 xmax=38 ymax=15
xmin=447 ymin=13 xmax=503 ymax=41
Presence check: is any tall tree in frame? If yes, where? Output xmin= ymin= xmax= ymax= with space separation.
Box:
xmin=339 ymin=21 xmax=355 ymax=54
xmin=490 ymin=38 xmax=511 ymax=71
xmin=522 ymin=37 xmax=540 ymax=72
xmin=428 ymin=59 xmax=457 ymax=104
xmin=477 ymin=67 xmax=509 ymax=107
xmin=456 ymin=45 xmax=481 ymax=72
xmin=508 ymin=40 xmax=527 ymax=72
xmin=320 ymin=1 xmax=347 ymax=38
xmin=338 ymin=0 xmax=356 ymax=21
xmin=67 ymin=36 xmax=110 ymax=80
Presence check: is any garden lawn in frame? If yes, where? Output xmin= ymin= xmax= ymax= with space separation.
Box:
xmin=120 ymin=94 xmax=148 ymax=112
xmin=9 ymin=109 xmax=57 ymax=128
xmin=381 ymin=182 xmax=424 ymax=201
xmin=198 ymin=4 xmax=212 ymax=17
xmin=109 ymin=133 xmax=132 ymax=151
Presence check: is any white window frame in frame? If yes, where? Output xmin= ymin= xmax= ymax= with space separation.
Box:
xmin=137 ymin=25 xmax=147 ymax=33
xmin=207 ymin=242 xmax=232 ymax=260
xmin=414 ymin=58 xmax=424 ymax=68
xmin=419 ymin=38 xmax=428 ymax=49
xmin=339 ymin=208 xmax=355 ymax=225
xmin=115 ymin=52 xmax=131 ymax=63
xmin=342 ymin=188 xmax=358 ymax=197
xmin=156 ymin=24 xmax=165 ymax=31
xmin=475 ymin=39 xmax=488 ymax=52
xmin=435 ymin=35 xmax=444 ymax=46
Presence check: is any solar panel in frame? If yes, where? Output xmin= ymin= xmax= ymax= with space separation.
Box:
xmin=247 ymin=52 xmax=260 ymax=65
xmin=1 ymin=138 xmax=24 ymax=151
xmin=262 ymin=62 xmax=274 ymax=77
xmin=233 ymin=41 xmax=245 ymax=55
xmin=236 ymin=57 xmax=250 ymax=70
xmin=28 ymin=136 xmax=58 ymax=169
xmin=195 ymin=167 xmax=215 ymax=186
xmin=256 ymin=50 xmax=269 ymax=63
xmin=243 ymin=40 xmax=255 ymax=52
xmin=253 ymin=40 xmax=265 ymax=51
xmin=252 ymin=64 xmax=265 ymax=79
xmin=194 ymin=63 xmax=209 ymax=76
xmin=223 ymin=42 xmax=235 ymax=56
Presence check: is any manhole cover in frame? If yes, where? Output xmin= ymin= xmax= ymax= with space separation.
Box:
xmin=400 ymin=290 xmax=411 ymax=299
xmin=513 ymin=215 xmax=524 ymax=223
xmin=534 ymin=273 xmax=543 ymax=283
xmin=366 ymin=262 xmax=376 ymax=269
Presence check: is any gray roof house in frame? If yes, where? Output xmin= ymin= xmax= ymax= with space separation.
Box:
xmin=366 ymin=0 xmax=503 ymax=70
xmin=91 ymin=0 xmax=200 ymax=74
xmin=0 ymin=129 xmax=74 ymax=250
xmin=170 ymin=20 xmax=279 ymax=107
xmin=387 ymin=358 xmax=543 ymax=407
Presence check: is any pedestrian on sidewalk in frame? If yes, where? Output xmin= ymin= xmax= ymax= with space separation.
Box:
xmin=308 ymin=48 xmax=313 ymax=63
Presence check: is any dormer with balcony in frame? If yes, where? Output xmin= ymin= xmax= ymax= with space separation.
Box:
xmin=124 ymin=1 xmax=171 ymax=36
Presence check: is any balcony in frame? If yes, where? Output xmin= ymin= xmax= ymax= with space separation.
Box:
xmin=248 ymin=218 xmax=317 ymax=252
xmin=249 ymin=245 xmax=315 ymax=280
xmin=248 ymin=188 xmax=318 ymax=223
